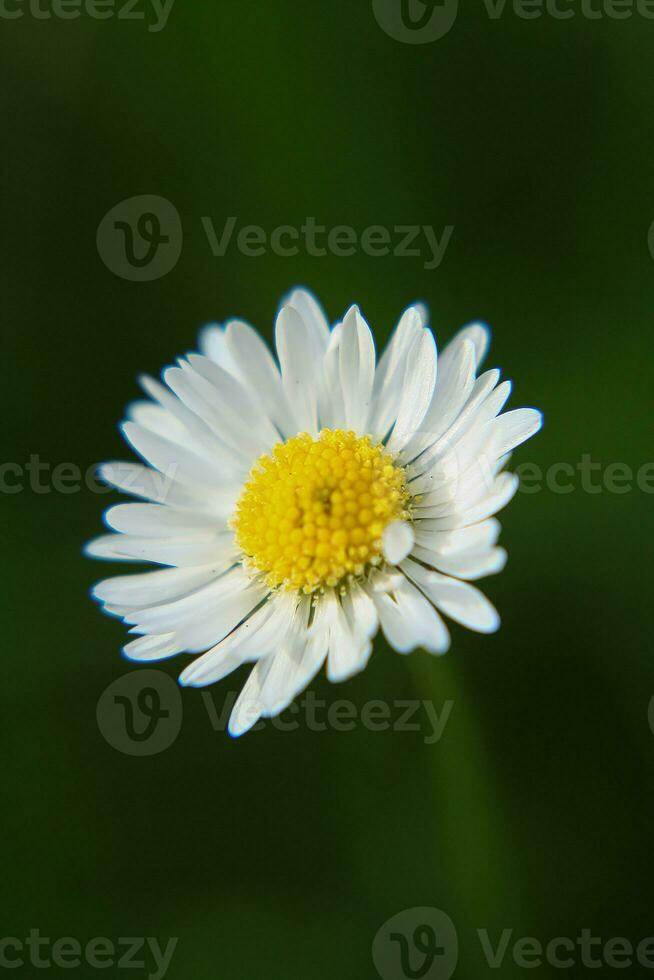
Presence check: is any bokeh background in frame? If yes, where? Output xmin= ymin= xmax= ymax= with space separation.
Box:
xmin=3 ymin=1 xmax=653 ymax=977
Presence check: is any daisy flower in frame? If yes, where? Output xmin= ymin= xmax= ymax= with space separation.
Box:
xmin=87 ymin=288 xmax=542 ymax=736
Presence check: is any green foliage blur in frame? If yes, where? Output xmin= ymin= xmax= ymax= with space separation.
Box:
xmin=2 ymin=1 xmax=653 ymax=977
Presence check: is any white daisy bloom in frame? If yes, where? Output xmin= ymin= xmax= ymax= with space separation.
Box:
xmin=87 ymin=288 xmax=542 ymax=736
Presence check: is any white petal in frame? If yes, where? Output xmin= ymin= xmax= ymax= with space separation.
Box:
xmin=198 ymin=323 xmax=242 ymax=377
xmin=179 ymin=592 xmax=298 ymax=687
xmin=489 ymin=408 xmax=543 ymax=458
xmin=401 ymin=558 xmax=500 ymax=633
xmin=474 ymin=380 xmax=513 ymax=428
xmin=403 ymin=338 xmax=476 ymax=461
xmin=128 ymin=570 xmax=267 ymax=653
xmin=104 ymin=503 xmax=217 ymax=538
xmin=413 ymin=546 xmax=507 ymax=581
xmin=382 ymin=521 xmax=415 ymax=565
xmin=85 ymin=532 xmax=236 ymax=568
xmin=138 ymin=374 xmax=240 ymax=468
xmin=123 ymin=564 xmax=246 ymax=628
xmin=166 ymin=591 xmax=271 ymax=653
xmin=227 ymin=597 xmax=311 ymax=735
xmin=341 ymin=579 xmax=378 ymax=641
xmin=443 ymin=322 xmax=490 ymax=370
xmin=414 ymin=302 xmax=429 ymax=326
xmin=93 ymin=564 xmax=222 ymax=608
xmin=261 ymin=599 xmax=326 ymax=705
xmin=224 ymin=319 xmax=296 ymax=438
xmin=395 ymin=578 xmax=450 ymax=654
xmin=123 ymin=633 xmax=184 ymax=662
xmin=126 ymin=401 xmax=187 ymax=444
xmin=324 ymin=589 xmax=371 ymax=683
xmin=186 ymin=350 xmax=283 ymax=450
xmin=408 ymin=369 xmax=501 ymax=476
xmin=232 ymin=596 xmax=332 ymax=715
xmin=386 ymin=328 xmax=438 ymax=453
xmin=275 ymin=304 xmax=323 ymax=434
xmin=227 ymin=656 xmax=275 ymax=737
xmin=238 ymin=599 xmax=312 ymax=718
xmin=408 ymin=419 xmax=493 ymax=499
xmin=98 ymin=462 xmax=206 ymax=510
xmin=413 ymin=518 xmax=501 ymax=557
xmin=369 ymin=306 xmax=423 ymax=441
xmin=338 ymin=305 xmax=376 ymax=434
xmin=121 ymin=421 xmax=233 ymax=489
xmin=414 ymin=472 xmax=519 ymax=527
xmin=369 ymin=568 xmax=405 ymax=593
xmin=161 ymin=366 xmax=248 ymax=461
xmin=411 ymin=378 xmax=512 ymax=487
xmin=367 ymin=589 xmax=409 ymax=652
xmin=369 ymin=579 xmax=449 ymax=655
xmin=285 ymin=288 xmax=331 ymax=348
xmin=318 ymin=324 xmax=345 ymax=430
xmin=165 ymin=361 xmax=277 ymax=460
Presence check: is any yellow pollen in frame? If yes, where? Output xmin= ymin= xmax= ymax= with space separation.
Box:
xmin=233 ymin=429 xmax=410 ymax=593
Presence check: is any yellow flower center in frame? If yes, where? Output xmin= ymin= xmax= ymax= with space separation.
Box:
xmin=233 ymin=429 xmax=410 ymax=593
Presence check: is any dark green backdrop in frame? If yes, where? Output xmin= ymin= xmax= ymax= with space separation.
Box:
xmin=3 ymin=1 xmax=653 ymax=977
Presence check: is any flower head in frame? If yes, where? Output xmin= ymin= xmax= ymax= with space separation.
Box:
xmin=87 ymin=288 xmax=542 ymax=735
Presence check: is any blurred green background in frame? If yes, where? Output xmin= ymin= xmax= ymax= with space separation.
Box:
xmin=3 ymin=1 xmax=653 ymax=977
